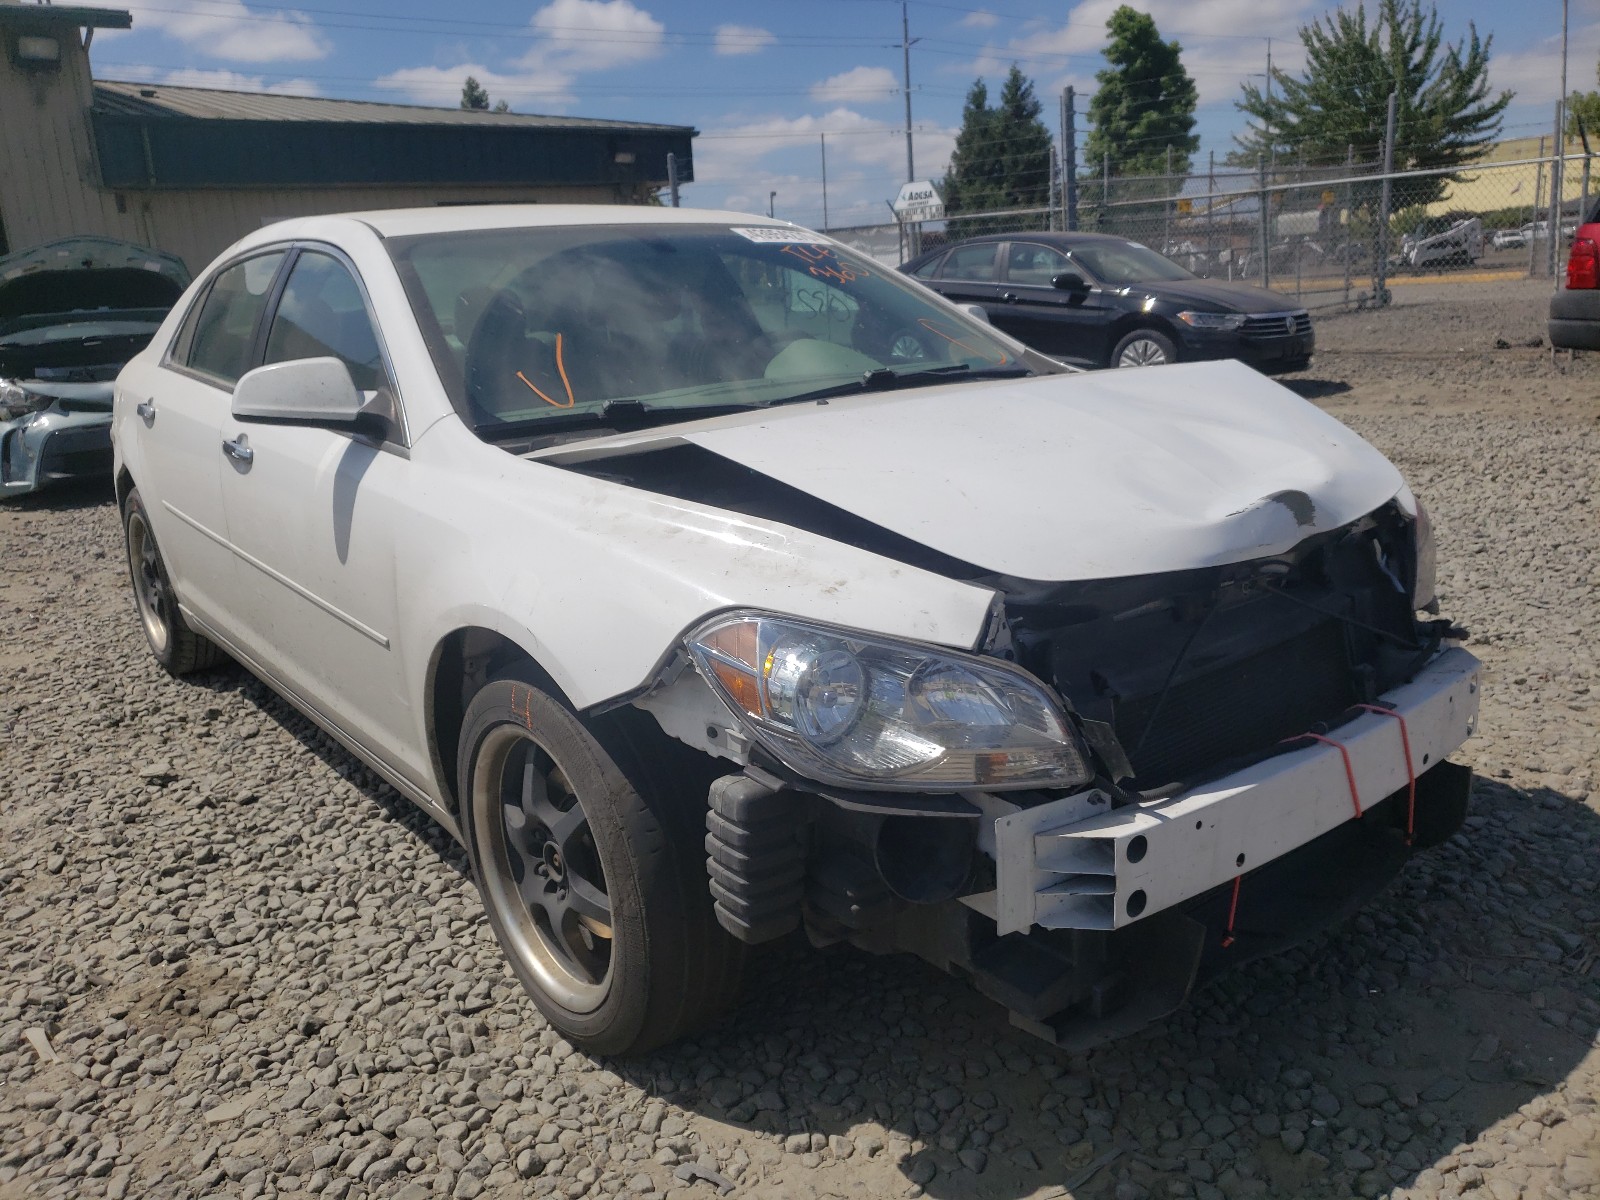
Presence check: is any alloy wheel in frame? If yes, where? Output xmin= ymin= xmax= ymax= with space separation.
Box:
xmin=471 ymin=725 xmax=614 ymax=1012
xmin=889 ymin=332 xmax=929 ymax=361
xmin=1117 ymin=337 xmax=1170 ymax=368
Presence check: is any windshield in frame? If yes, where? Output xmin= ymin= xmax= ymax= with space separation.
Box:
xmin=387 ymin=224 xmax=1039 ymax=436
xmin=1068 ymin=241 xmax=1194 ymax=287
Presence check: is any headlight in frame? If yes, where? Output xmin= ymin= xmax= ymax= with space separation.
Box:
xmin=688 ymin=613 xmax=1092 ymax=792
xmin=1410 ymin=498 xmax=1438 ymax=611
xmin=0 ymin=379 xmax=43 ymax=420
xmin=1393 ymin=487 xmax=1438 ymax=611
xmin=1175 ymin=311 xmax=1246 ymax=331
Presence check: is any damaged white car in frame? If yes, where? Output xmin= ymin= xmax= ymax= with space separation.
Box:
xmin=113 ymin=207 xmax=1480 ymax=1055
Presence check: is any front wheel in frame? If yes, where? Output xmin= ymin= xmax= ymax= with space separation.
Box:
xmin=1111 ymin=328 xmax=1176 ymax=369
xmin=458 ymin=675 xmax=743 ymax=1055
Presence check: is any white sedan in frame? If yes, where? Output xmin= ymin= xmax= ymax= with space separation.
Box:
xmin=113 ymin=206 xmax=1480 ymax=1055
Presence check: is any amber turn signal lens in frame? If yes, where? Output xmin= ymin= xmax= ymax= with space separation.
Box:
xmin=707 ymin=657 xmax=763 ymax=716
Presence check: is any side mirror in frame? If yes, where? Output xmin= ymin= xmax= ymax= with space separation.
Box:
xmin=959 ymin=303 xmax=991 ymax=325
xmin=232 ymin=357 xmax=365 ymax=426
xmin=1051 ymin=272 xmax=1088 ymax=291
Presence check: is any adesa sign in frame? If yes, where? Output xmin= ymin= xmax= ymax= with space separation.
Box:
xmin=892 ymin=181 xmax=945 ymax=222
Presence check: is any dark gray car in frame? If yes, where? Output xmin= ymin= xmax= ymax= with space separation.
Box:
xmin=901 ymin=231 xmax=1313 ymax=372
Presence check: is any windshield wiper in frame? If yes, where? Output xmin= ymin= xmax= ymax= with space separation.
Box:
xmin=480 ymin=399 xmax=763 ymax=441
xmin=773 ymin=362 xmax=1033 ymax=406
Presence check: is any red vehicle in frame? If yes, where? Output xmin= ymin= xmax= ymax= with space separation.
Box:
xmin=1550 ymin=199 xmax=1600 ymax=351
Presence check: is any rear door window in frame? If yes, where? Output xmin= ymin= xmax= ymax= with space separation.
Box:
xmin=938 ymin=243 xmax=999 ymax=282
xmin=185 ymin=252 xmax=286 ymax=386
xmin=1006 ymin=243 xmax=1072 ymax=287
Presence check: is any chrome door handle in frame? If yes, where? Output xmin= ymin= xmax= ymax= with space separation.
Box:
xmin=1001 ymin=292 xmax=1019 ymax=303
xmin=135 ymin=400 xmax=156 ymax=421
xmin=222 ymin=436 xmax=253 ymax=463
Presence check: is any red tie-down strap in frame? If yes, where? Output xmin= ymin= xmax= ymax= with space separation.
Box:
xmin=1221 ymin=875 xmax=1243 ymax=949
xmin=1355 ymin=703 xmax=1418 ymax=845
xmin=1284 ymin=732 xmax=1364 ymax=818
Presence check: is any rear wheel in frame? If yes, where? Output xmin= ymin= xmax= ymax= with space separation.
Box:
xmin=122 ymin=487 xmax=223 ymax=675
xmin=1111 ymin=328 xmax=1176 ymax=369
xmin=458 ymin=675 xmax=743 ymax=1055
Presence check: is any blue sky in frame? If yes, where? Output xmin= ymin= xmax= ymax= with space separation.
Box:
xmin=90 ymin=0 xmax=1596 ymax=230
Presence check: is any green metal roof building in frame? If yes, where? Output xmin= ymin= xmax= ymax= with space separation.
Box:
xmin=0 ymin=2 xmax=696 ymax=270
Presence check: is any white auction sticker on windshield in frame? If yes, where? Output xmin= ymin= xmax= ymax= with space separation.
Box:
xmin=731 ymin=227 xmax=830 ymax=244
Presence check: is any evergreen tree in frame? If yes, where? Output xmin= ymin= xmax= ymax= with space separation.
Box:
xmin=460 ymin=76 xmax=491 ymax=111
xmin=1569 ymin=58 xmax=1600 ymax=142
xmin=1233 ymin=0 xmax=1510 ymax=205
xmin=941 ymin=66 xmax=1053 ymax=225
xmin=1084 ymin=7 xmax=1199 ymax=181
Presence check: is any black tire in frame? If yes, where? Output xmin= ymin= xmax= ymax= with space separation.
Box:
xmin=457 ymin=674 xmax=743 ymax=1056
xmin=122 ymin=487 xmax=224 ymax=675
xmin=1110 ymin=328 xmax=1177 ymax=369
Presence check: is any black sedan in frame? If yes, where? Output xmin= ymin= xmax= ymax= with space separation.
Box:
xmin=900 ymin=232 xmax=1313 ymax=372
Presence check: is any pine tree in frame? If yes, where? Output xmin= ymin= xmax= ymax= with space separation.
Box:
xmin=941 ymin=67 xmax=1053 ymax=225
xmin=460 ymin=76 xmax=491 ymax=111
xmin=1084 ymin=7 xmax=1199 ymax=181
xmin=1233 ymin=0 xmax=1511 ymax=205
xmin=1569 ymin=58 xmax=1600 ymax=142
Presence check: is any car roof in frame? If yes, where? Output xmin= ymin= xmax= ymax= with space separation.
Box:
xmin=903 ymin=230 xmax=1141 ymax=269
xmin=927 ymin=231 xmax=1136 ymax=249
xmin=231 ymin=204 xmax=802 ymax=249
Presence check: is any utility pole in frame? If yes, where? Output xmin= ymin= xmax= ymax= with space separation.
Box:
xmin=1165 ymin=144 xmax=1174 ymax=250
xmin=1532 ymin=135 xmax=1546 ymax=277
xmin=1063 ymin=85 xmax=1078 ymax=231
xmin=1206 ymin=150 xmax=1215 ymax=271
xmin=1376 ymin=90 xmax=1396 ymax=305
xmin=820 ymin=134 xmax=829 ymax=232
xmin=900 ymin=1 xmax=917 ymax=183
xmin=666 ymin=152 xmax=680 ymax=208
xmin=1257 ymin=153 xmax=1269 ymax=288
xmin=1551 ymin=100 xmax=1565 ymax=280
xmin=1103 ymin=150 xmax=1111 ymax=230
xmin=1264 ymin=38 xmax=1274 ymax=173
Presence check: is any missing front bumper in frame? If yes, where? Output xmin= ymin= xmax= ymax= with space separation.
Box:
xmin=990 ymin=646 xmax=1481 ymax=936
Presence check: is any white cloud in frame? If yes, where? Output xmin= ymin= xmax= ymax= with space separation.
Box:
xmin=376 ymin=0 xmax=664 ymax=109
xmin=522 ymin=0 xmax=664 ymax=73
xmin=1491 ymin=19 xmax=1600 ymax=110
xmin=810 ymin=66 xmax=899 ymax=105
xmin=689 ymin=107 xmax=958 ymax=229
xmin=133 ymin=66 xmax=322 ymax=95
xmin=374 ymin=62 xmax=571 ymax=107
xmin=118 ymin=0 xmax=329 ymax=63
xmin=958 ymin=0 xmax=1315 ymax=110
xmin=958 ymin=10 xmax=1000 ymax=30
xmin=714 ymin=24 xmax=776 ymax=56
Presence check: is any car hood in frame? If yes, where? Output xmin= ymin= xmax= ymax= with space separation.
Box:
xmin=533 ymin=359 xmax=1403 ymax=582
xmin=0 ymin=237 xmax=188 ymax=327
xmin=1121 ymin=278 xmax=1302 ymax=313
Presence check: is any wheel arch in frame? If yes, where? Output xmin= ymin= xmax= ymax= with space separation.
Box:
xmin=115 ymin=466 xmax=135 ymax=512
xmin=425 ymin=626 xmax=570 ymax=816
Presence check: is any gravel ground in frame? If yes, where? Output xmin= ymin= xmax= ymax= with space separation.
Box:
xmin=2 ymin=276 xmax=1597 ymax=1200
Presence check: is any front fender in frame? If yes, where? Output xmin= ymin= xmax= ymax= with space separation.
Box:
xmin=393 ymin=424 xmax=999 ymax=763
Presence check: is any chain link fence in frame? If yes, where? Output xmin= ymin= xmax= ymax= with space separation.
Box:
xmin=828 ymin=150 xmax=1595 ymax=314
